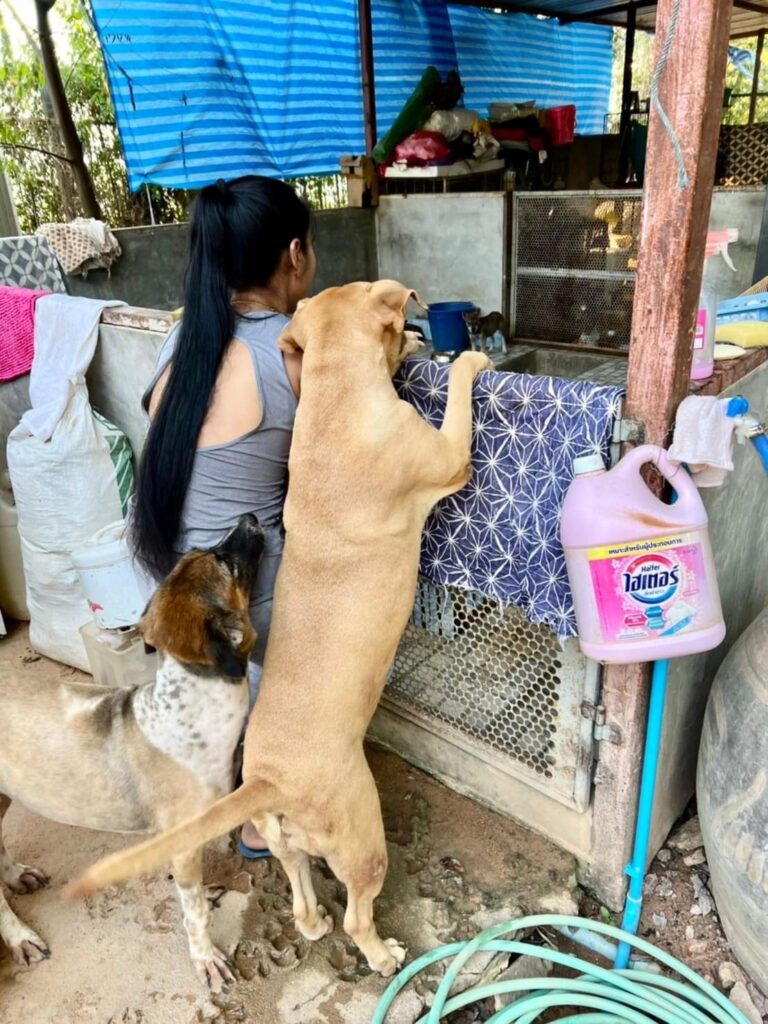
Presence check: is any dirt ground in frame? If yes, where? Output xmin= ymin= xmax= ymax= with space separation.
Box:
xmin=0 ymin=622 xmax=764 ymax=1024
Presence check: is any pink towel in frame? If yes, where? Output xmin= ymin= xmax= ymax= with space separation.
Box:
xmin=0 ymin=285 xmax=50 ymax=382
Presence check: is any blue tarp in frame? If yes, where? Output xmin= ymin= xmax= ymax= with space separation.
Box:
xmin=90 ymin=0 xmax=612 ymax=190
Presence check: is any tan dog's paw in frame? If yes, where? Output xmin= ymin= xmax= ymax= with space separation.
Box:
xmin=296 ymin=904 xmax=334 ymax=941
xmin=6 ymin=923 xmax=50 ymax=967
xmin=193 ymin=946 xmax=235 ymax=992
xmin=2 ymin=863 xmax=49 ymax=895
xmin=370 ymin=937 xmax=407 ymax=977
xmin=456 ymin=351 xmax=493 ymax=376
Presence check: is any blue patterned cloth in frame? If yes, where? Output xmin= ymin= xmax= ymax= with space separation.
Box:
xmin=395 ymin=361 xmax=624 ymax=638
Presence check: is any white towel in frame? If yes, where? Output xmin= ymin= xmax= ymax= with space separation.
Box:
xmin=19 ymin=293 xmax=124 ymax=441
xmin=668 ymin=395 xmax=736 ymax=487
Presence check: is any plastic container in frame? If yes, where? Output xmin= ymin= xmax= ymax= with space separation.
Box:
xmin=80 ymin=621 xmax=157 ymax=689
xmin=693 ymin=281 xmax=718 ymax=380
xmin=717 ymin=292 xmax=768 ymax=324
xmin=71 ymin=521 xmax=146 ymax=629
xmin=546 ymin=105 xmax=576 ymax=146
xmin=692 ymin=229 xmax=739 ymax=381
xmin=0 ymin=477 xmax=29 ymax=621
xmin=427 ymin=301 xmax=475 ymax=353
xmin=560 ymin=447 xmax=725 ymax=664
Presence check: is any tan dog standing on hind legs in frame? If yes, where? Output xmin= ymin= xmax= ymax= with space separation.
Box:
xmin=69 ymin=281 xmax=492 ymax=978
xmin=1 ymin=515 xmax=264 ymax=989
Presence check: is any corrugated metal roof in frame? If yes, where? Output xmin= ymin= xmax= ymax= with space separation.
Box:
xmin=445 ymin=1 xmax=768 ymax=38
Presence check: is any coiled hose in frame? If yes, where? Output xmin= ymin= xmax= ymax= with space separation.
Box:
xmin=372 ymin=914 xmax=750 ymax=1024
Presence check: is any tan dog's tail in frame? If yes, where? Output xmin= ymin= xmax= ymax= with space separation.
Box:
xmin=63 ymin=778 xmax=269 ymax=899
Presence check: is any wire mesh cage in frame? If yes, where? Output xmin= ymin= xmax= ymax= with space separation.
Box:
xmin=383 ymin=580 xmax=598 ymax=811
xmin=717 ymin=124 xmax=768 ymax=187
xmin=511 ymin=191 xmax=643 ymax=350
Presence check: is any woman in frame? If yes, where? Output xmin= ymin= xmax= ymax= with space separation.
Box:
xmin=134 ymin=175 xmax=316 ymax=856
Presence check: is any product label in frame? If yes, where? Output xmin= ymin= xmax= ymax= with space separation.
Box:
xmin=693 ymin=309 xmax=707 ymax=351
xmin=588 ymin=533 xmax=706 ymax=643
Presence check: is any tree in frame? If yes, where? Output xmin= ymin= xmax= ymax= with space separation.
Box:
xmin=34 ymin=0 xmax=101 ymax=217
xmin=0 ymin=0 xmax=188 ymax=230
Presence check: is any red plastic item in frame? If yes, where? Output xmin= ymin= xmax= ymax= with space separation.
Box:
xmin=546 ymin=105 xmax=576 ymax=146
xmin=392 ymin=130 xmax=451 ymax=167
xmin=491 ymin=127 xmax=527 ymax=142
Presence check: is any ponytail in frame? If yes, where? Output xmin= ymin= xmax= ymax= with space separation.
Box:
xmin=132 ymin=176 xmax=310 ymax=580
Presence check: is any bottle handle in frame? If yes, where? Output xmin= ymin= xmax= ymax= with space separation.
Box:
xmin=618 ymin=444 xmax=690 ymax=499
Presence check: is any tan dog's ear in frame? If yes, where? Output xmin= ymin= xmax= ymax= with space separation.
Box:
xmin=373 ymin=282 xmax=426 ymax=330
xmin=278 ymin=330 xmax=301 ymax=354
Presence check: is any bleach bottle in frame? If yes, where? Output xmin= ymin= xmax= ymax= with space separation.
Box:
xmin=692 ymin=229 xmax=738 ymax=381
xmin=560 ymin=446 xmax=725 ymax=664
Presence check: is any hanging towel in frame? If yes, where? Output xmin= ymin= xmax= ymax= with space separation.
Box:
xmin=668 ymin=395 xmax=736 ymax=487
xmin=21 ymin=293 xmax=125 ymax=441
xmin=0 ymin=285 xmax=50 ymax=382
xmin=36 ymin=219 xmax=121 ymax=277
xmin=395 ymin=360 xmax=623 ymax=638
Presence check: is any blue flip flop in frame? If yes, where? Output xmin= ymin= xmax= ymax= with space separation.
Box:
xmin=237 ymin=839 xmax=272 ymax=860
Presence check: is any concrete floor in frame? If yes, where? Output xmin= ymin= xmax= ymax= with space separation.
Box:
xmin=0 ymin=623 xmax=577 ymax=1024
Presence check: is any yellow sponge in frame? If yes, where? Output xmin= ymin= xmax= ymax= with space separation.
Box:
xmin=714 ymin=320 xmax=768 ymax=348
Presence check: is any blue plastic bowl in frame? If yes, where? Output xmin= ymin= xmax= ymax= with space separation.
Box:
xmin=427 ymin=301 xmax=475 ymax=353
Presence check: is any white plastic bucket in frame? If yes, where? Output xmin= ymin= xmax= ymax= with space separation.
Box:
xmin=0 ymin=477 xmax=30 ymax=621
xmin=71 ymin=522 xmax=146 ymax=629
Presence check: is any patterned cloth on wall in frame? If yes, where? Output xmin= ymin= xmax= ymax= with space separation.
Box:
xmin=395 ymin=359 xmax=623 ymax=638
xmin=36 ymin=219 xmax=121 ymax=277
xmin=0 ymin=236 xmax=66 ymax=293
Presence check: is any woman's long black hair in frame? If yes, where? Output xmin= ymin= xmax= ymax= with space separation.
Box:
xmin=132 ymin=175 xmax=311 ymax=581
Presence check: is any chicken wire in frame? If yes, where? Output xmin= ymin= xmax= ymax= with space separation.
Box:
xmin=511 ymin=190 xmax=643 ymax=350
xmin=383 ymin=581 xmax=599 ymax=811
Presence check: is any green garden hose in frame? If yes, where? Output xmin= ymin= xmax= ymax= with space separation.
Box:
xmin=372 ymin=914 xmax=750 ymax=1024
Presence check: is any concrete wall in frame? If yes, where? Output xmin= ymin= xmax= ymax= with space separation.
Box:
xmin=0 ymin=174 xmax=20 ymax=237
xmin=708 ymin=187 xmax=765 ymax=299
xmin=87 ymin=322 xmax=165 ymax=459
xmin=376 ymin=194 xmax=506 ymax=315
xmin=65 ymin=208 xmax=378 ymax=310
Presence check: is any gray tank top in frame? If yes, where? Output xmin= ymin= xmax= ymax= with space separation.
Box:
xmin=141 ymin=312 xmax=296 ymax=555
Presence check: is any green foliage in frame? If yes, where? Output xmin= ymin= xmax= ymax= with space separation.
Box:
xmin=0 ymin=0 xmax=187 ymax=230
xmin=0 ymin=1 xmax=348 ymax=229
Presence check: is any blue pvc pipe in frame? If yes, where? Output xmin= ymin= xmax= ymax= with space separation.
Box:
xmin=615 ymin=657 xmax=670 ymax=970
xmin=750 ymin=430 xmax=768 ymax=475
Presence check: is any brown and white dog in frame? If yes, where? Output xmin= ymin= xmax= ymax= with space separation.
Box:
xmin=68 ymin=281 xmax=491 ymax=979
xmin=0 ymin=514 xmax=264 ymax=989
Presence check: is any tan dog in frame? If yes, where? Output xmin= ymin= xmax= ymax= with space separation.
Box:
xmin=1 ymin=515 xmax=264 ymax=989
xmin=68 ymin=281 xmax=491 ymax=978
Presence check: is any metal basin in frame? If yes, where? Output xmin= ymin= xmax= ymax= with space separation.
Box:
xmin=496 ymin=345 xmax=627 ymax=386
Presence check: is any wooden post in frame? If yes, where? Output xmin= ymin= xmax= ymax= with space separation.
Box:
xmin=358 ymin=0 xmax=377 ymax=155
xmin=590 ymin=0 xmax=734 ymax=907
xmin=749 ymin=30 xmax=764 ymax=125
xmin=35 ymin=0 xmax=102 ymax=220
xmin=625 ymin=0 xmax=733 ymax=445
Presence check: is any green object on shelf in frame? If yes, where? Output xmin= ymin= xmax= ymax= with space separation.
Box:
xmin=372 ymin=65 xmax=442 ymax=165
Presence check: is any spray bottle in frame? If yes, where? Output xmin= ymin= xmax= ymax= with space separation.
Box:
xmin=692 ymin=229 xmax=738 ymax=381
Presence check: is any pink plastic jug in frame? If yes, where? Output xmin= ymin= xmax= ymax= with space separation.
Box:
xmin=560 ymin=446 xmax=725 ymax=664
